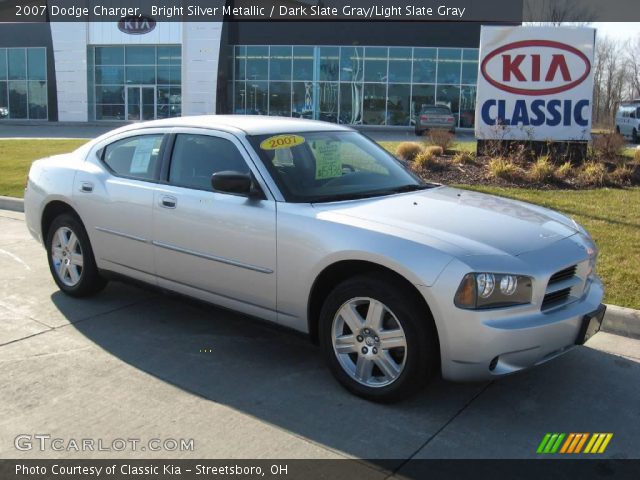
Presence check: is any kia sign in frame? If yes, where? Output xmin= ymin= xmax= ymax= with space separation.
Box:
xmin=475 ymin=26 xmax=595 ymax=141
xmin=118 ymin=15 xmax=156 ymax=35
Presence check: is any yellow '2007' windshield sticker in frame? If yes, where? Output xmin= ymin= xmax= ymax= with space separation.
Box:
xmin=260 ymin=134 xmax=305 ymax=150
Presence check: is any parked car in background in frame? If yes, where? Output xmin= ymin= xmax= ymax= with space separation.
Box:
xmin=616 ymin=100 xmax=640 ymax=143
xmin=24 ymin=116 xmax=605 ymax=402
xmin=0 ymin=106 xmax=9 ymax=118
xmin=415 ymin=105 xmax=456 ymax=136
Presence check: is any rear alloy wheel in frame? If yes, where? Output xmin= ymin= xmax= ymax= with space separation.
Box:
xmin=319 ymin=274 xmax=438 ymax=402
xmin=46 ymin=214 xmax=107 ymax=297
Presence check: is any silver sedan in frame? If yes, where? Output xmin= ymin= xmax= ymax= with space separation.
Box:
xmin=24 ymin=116 xmax=605 ymax=402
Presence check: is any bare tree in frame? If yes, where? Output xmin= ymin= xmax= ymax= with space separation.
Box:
xmin=525 ymin=0 xmax=596 ymax=25
xmin=592 ymin=36 xmax=630 ymax=127
xmin=626 ymin=36 xmax=640 ymax=99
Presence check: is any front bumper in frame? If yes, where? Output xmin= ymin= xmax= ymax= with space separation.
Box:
xmin=419 ymin=274 xmax=605 ymax=382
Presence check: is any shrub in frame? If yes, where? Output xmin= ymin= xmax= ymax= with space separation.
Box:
xmin=609 ymin=164 xmax=634 ymax=185
xmin=424 ymin=145 xmax=444 ymax=157
xmin=555 ymin=161 xmax=573 ymax=180
xmin=528 ymin=156 xmax=555 ymax=183
xmin=452 ymin=151 xmax=475 ymax=165
xmin=579 ymin=162 xmax=607 ymax=186
xmin=413 ymin=150 xmax=441 ymax=171
xmin=427 ymin=129 xmax=455 ymax=152
xmin=592 ymin=132 xmax=626 ymax=161
xmin=487 ymin=157 xmax=520 ymax=180
xmin=395 ymin=142 xmax=423 ymax=161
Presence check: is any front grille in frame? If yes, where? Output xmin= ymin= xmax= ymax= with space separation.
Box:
xmin=548 ymin=265 xmax=577 ymax=285
xmin=542 ymin=287 xmax=572 ymax=310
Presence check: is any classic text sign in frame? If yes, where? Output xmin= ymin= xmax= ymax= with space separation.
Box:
xmin=475 ymin=26 xmax=595 ymax=141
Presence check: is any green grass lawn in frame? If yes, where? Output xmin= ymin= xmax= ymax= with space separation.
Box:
xmin=0 ymin=139 xmax=88 ymax=198
xmin=1 ymin=138 xmax=638 ymax=309
xmin=459 ymin=186 xmax=640 ymax=310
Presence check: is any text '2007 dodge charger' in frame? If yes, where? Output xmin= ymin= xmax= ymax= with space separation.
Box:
xmin=24 ymin=116 xmax=605 ymax=402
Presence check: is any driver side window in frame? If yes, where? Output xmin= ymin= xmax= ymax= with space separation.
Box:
xmin=168 ymin=134 xmax=250 ymax=191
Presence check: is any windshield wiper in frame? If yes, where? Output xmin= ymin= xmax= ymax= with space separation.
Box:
xmin=309 ymin=184 xmax=432 ymax=203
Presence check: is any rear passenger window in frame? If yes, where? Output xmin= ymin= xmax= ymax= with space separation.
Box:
xmin=103 ymin=135 xmax=163 ymax=181
xmin=169 ymin=134 xmax=250 ymax=191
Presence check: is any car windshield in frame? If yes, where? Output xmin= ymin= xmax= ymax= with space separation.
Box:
xmin=248 ymin=131 xmax=432 ymax=203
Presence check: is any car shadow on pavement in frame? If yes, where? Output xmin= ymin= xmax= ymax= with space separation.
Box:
xmin=51 ymin=284 xmax=640 ymax=463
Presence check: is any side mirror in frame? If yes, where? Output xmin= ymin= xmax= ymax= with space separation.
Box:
xmin=211 ymin=171 xmax=263 ymax=198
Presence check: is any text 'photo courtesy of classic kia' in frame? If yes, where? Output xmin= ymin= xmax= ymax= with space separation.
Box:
xmin=24 ymin=116 xmax=606 ymax=402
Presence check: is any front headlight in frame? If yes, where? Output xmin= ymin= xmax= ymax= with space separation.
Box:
xmin=454 ymin=273 xmax=533 ymax=309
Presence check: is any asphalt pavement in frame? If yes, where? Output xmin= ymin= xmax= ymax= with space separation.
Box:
xmin=0 ymin=210 xmax=639 ymax=467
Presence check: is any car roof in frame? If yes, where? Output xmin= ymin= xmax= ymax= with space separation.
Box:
xmin=100 ymin=115 xmax=355 ymax=138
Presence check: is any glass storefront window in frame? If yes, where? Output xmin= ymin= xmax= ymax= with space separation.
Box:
xmin=387 ymin=84 xmax=410 ymax=126
xmin=459 ymin=85 xmax=477 ymax=128
xmin=0 ymin=48 xmax=47 ymax=120
xmin=340 ymin=83 xmax=362 ymax=125
xmin=95 ymin=47 xmax=123 ymax=65
xmin=231 ymin=45 xmax=478 ymax=128
xmin=91 ymin=45 xmax=181 ymax=121
xmin=0 ymin=49 xmax=6 ymax=79
xmin=8 ymin=49 xmax=26 ymax=80
xmin=363 ymin=83 xmax=387 ymax=125
xmin=411 ymin=84 xmax=436 ymax=125
xmin=436 ymin=84 xmax=461 ymax=119
xmin=8 ymin=80 xmax=27 ymax=117
xmin=269 ymin=46 xmax=292 ymax=81
xmin=234 ymin=46 xmax=247 ymax=81
xmin=269 ymin=81 xmax=291 ymax=117
xmin=27 ymin=49 xmax=46 ymax=81
xmin=412 ymin=48 xmax=436 ymax=84
xmin=246 ymin=81 xmax=268 ymax=115
xmin=125 ymin=46 xmax=155 ymax=65
xmin=388 ymin=48 xmax=412 ymax=83
xmin=319 ymin=47 xmax=339 ymax=81
xmin=319 ymin=82 xmax=338 ymax=122
xmin=364 ymin=47 xmax=388 ymax=82
xmin=437 ymin=48 xmax=462 ymax=85
xmin=340 ymin=47 xmax=363 ymax=83
xmin=246 ymin=46 xmax=268 ymax=81
xmin=293 ymin=47 xmax=314 ymax=81
xmin=292 ymin=81 xmax=314 ymax=118
xmin=28 ymin=81 xmax=47 ymax=119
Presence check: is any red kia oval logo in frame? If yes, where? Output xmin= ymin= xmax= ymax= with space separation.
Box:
xmin=481 ymin=40 xmax=591 ymax=96
xmin=118 ymin=15 xmax=156 ymax=35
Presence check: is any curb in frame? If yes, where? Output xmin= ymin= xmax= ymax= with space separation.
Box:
xmin=0 ymin=204 xmax=638 ymax=339
xmin=0 ymin=196 xmax=24 ymax=213
xmin=602 ymin=304 xmax=640 ymax=340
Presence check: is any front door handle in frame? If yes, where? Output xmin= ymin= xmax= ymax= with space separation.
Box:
xmin=80 ymin=182 xmax=94 ymax=193
xmin=160 ymin=195 xmax=177 ymax=209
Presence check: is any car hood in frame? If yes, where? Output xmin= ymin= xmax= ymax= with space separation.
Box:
xmin=313 ymin=186 xmax=579 ymax=256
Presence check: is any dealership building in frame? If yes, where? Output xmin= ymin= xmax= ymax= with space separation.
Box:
xmin=0 ymin=1 xmax=521 ymax=129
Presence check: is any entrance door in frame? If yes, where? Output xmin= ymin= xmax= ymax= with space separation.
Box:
xmin=126 ymin=86 xmax=156 ymax=121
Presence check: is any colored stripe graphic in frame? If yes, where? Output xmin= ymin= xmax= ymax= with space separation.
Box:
xmin=538 ymin=433 xmax=613 ymax=454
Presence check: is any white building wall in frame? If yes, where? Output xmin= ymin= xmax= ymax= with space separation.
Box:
xmin=50 ymin=22 xmax=89 ymax=121
xmin=182 ymin=22 xmax=223 ymax=116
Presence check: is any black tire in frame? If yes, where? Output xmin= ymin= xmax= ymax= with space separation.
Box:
xmin=616 ymin=126 xmax=621 ymax=135
xmin=45 ymin=213 xmax=107 ymax=297
xmin=319 ymin=273 xmax=438 ymax=403
xmin=415 ymin=129 xmax=424 ymax=137
xmin=633 ymin=129 xmax=638 ymax=144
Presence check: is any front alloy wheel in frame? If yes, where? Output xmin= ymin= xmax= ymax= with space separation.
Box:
xmin=320 ymin=274 xmax=438 ymax=402
xmin=332 ymin=297 xmax=407 ymax=388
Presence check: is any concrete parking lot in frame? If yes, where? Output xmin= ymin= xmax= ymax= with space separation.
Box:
xmin=0 ymin=209 xmax=639 ymax=468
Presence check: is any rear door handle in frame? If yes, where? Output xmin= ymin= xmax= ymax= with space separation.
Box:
xmin=160 ymin=195 xmax=177 ymax=209
xmin=80 ymin=182 xmax=94 ymax=193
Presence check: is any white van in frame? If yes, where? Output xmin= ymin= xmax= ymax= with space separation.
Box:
xmin=616 ymin=101 xmax=640 ymax=143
